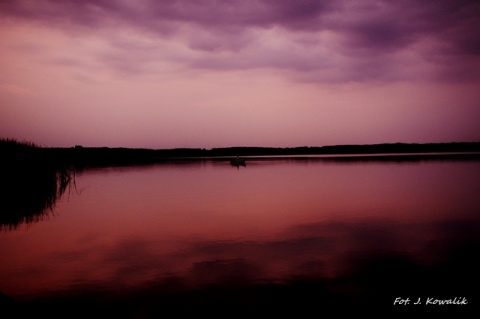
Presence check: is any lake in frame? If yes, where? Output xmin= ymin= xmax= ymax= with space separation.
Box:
xmin=1 ymin=154 xmax=479 ymax=317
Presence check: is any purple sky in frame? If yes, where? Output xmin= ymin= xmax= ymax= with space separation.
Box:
xmin=1 ymin=0 xmax=479 ymax=149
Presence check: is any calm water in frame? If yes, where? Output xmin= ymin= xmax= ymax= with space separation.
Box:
xmin=1 ymin=156 xmax=480 ymax=316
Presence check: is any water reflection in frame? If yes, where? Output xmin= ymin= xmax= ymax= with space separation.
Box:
xmin=5 ymin=218 xmax=478 ymax=316
xmin=0 ymin=160 xmax=73 ymax=230
xmin=1 ymin=157 xmax=479 ymax=316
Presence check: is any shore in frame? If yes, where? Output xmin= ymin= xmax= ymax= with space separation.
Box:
xmin=3 ymin=139 xmax=479 ymax=168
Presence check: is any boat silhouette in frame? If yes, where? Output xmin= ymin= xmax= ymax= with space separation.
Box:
xmin=230 ymin=156 xmax=246 ymax=167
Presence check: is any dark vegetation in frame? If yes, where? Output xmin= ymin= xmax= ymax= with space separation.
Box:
xmin=1 ymin=138 xmax=479 ymax=229
xmin=23 ymin=141 xmax=480 ymax=168
xmin=0 ymin=139 xmax=73 ymax=229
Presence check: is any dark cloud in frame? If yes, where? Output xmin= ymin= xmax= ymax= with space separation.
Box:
xmin=0 ymin=0 xmax=331 ymax=31
xmin=1 ymin=0 xmax=478 ymax=49
xmin=1 ymin=0 xmax=479 ymax=82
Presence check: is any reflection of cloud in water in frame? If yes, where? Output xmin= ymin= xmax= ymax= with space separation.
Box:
xmin=48 ymin=217 xmax=479 ymax=296
xmin=183 ymin=218 xmax=480 ymax=287
xmin=8 ymin=216 xmax=478 ymax=316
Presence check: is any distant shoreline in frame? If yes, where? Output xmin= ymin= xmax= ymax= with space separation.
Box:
xmin=57 ymin=141 xmax=480 ymax=156
xmin=51 ymin=141 xmax=480 ymax=162
xmin=2 ymin=139 xmax=480 ymax=168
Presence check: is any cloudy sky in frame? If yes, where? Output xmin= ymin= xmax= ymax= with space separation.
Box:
xmin=1 ymin=0 xmax=479 ymax=149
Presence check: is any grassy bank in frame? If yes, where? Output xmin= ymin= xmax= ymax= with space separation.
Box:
xmin=0 ymin=139 xmax=73 ymax=229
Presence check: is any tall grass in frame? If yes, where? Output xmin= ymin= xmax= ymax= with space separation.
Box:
xmin=0 ymin=138 xmax=73 ymax=229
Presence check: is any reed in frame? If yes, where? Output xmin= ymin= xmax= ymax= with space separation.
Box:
xmin=0 ymin=138 xmax=73 ymax=229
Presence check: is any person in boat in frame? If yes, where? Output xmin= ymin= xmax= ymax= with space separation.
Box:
xmin=230 ymin=156 xmax=246 ymax=166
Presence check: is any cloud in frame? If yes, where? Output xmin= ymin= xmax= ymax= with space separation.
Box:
xmin=50 ymin=216 xmax=480 ymax=293
xmin=1 ymin=0 xmax=479 ymax=83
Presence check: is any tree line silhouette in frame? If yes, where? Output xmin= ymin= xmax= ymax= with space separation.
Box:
xmin=28 ymin=141 xmax=480 ymax=167
xmin=1 ymin=138 xmax=479 ymax=228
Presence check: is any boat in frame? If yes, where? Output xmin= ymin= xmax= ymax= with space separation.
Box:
xmin=230 ymin=156 xmax=246 ymax=167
